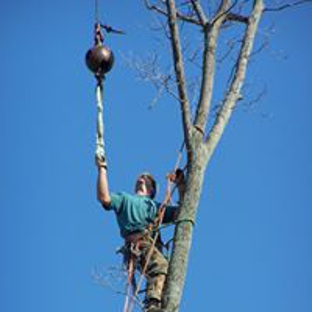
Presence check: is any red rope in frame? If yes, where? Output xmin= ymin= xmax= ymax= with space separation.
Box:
xmin=123 ymin=255 xmax=135 ymax=312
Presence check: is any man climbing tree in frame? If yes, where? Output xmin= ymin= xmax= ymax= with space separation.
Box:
xmin=139 ymin=1 xmax=311 ymax=312
xmin=87 ymin=1 xmax=311 ymax=311
xmin=96 ymin=155 xmax=186 ymax=312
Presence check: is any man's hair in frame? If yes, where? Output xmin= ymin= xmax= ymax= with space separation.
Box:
xmin=140 ymin=172 xmax=157 ymax=199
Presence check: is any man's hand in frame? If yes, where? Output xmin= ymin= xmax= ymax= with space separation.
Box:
xmin=167 ymin=168 xmax=185 ymax=186
xmin=95 ymin=153 xmax=107 ymax=169
xmin=167 ymin=168 xmax=186 ymax=206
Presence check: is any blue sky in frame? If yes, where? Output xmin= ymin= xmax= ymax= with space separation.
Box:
xmin=1 ymin=1 xmax=311 ymax=312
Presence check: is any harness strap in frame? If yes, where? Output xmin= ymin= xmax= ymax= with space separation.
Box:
xmin=175 ymin=218 xmax=196 ymax=227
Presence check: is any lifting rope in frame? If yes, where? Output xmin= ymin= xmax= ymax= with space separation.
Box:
xmin=86 ymin=1 xmax=124 ymax=164
xmin=95 ymin=81 xmax=106 ymax=164
xmin=95 ymin=0 xmax=100 ymax=24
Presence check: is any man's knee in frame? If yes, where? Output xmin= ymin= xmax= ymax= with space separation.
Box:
xmin=147 ymin=253 xmax=168 ymax=276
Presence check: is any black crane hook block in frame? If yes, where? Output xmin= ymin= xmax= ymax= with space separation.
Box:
xmin=85 ymin=23 xmax=124 ymax=79
xmin=85 ymin=23 xmax=114 ymax=79
xmin=85 ymin=44 xmax=114 ymax=78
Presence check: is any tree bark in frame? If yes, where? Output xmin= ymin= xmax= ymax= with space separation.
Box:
xmin=163 ymin=135 xmax=208 ymax=312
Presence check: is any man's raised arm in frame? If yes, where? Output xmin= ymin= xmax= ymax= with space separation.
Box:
xmin=96 ymin=158 xmax=111 ymax=207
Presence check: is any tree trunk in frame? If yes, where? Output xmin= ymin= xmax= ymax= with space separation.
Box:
xmin=163 ymin=137 xmax=208 ymax=311
xmin=142 ymin=1 xmax=266 ymax=311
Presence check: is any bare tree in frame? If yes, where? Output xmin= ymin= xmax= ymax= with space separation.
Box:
xmin=137 ymin=1 xmax=312 ymax=312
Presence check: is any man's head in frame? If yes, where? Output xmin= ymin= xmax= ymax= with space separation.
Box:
xmin=135 ymin=173 xmax=157 ymax=199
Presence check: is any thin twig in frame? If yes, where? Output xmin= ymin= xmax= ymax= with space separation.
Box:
xmin=92 ymin=266 xmax=145 ymax=310
xmin=264 ymin=0 xmax=312 ymax=12
xmin=122 ymin=52 xmax=180 ymax=106
xmin=211 ymin=0 xmax=239 ymax=26
xmin=144 ymin=0 xmax=201 ymax=25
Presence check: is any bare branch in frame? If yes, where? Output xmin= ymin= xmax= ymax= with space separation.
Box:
xmin=250 ymin=38 xmax=270 ymax=58
xmin=222 ymin=0 xmax=250 ymax=24
xmin=217 ymin=36 xmax=242 ymax=64
xmin=150 ymin=14 xmax=171 ymax=40
xmin=122 ymin=51 xmax=179 ymax=107
xmin=205 ymin=0 xmax=264 ymax=152
xmin=190 ymin=0 xmax=208 ymax=25
xmin=92 ymin=266 xmax=145 ymax=310
xmin=211 ymin=0 xmax=239 ymax=26
xmin=264 ymin=0 xmax=312 ymax=12
xmin=222 ymin=24 xmax=270 ymax=92
xmin=193 ymin=0 xmax=230 ymax=135
xmin=144 ymin=0 xmax=168 ymax=16
xmin=144 ymin=0 xmax=202 ymax=25
xmin=186 ymin=45 xmax=204 ymax=68
xmin=176 ymin=11 xmax=202 ymax=25
xmin=187 ymin=76 xmax=202 ymax=109
xmin=227 ymin=12 xmax=249 ymax=24
xmin=241 ymin=84 xmax=267 ymax=111
xmin=166 ymin=0 xmax=193 ymax=147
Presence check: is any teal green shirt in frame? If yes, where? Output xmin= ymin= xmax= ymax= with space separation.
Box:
xmin=103 ymin=192 xmax=176 ymax=238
